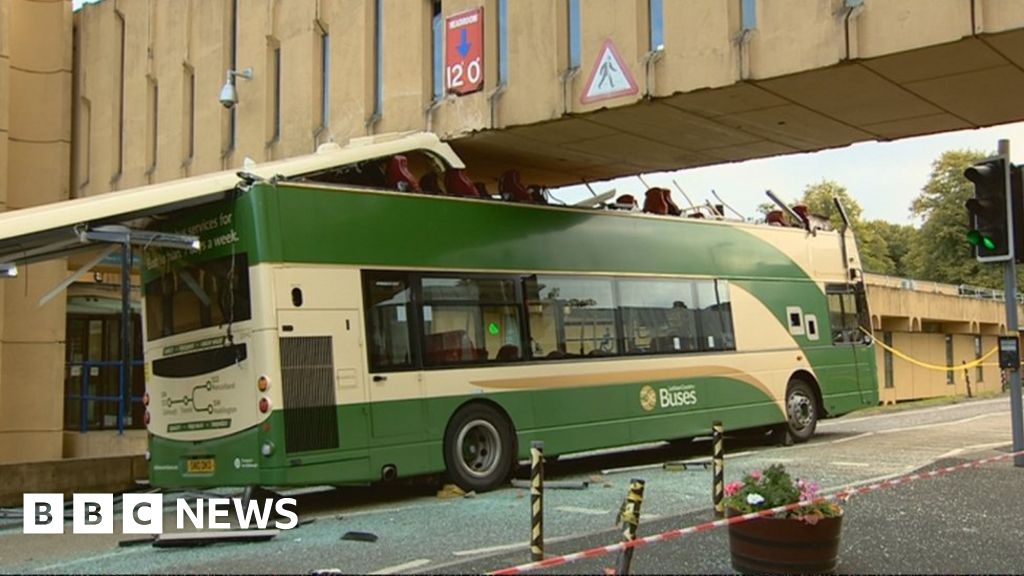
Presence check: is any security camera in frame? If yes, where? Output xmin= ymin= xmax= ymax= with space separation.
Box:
xmin=219 ymin=81 xmax=238 ymax=109
xmin=219 ymin=68 xmax=253 ymax=109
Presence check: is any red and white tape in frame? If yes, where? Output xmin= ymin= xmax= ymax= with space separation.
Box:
xmin=490 ymin=448 xmax=1024 ymax=575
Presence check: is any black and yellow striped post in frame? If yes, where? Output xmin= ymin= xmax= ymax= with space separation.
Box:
xmin=712 ymin=420 xmax=725 ymax=517
xmin=616 ymin=478 xmax=646 ymax=575
xmin=530 ymin=440 xmax=544 ymax=562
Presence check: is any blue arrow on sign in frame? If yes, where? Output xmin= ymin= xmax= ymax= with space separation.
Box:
xmin=457 ymin=28 xmax=471 ymax=58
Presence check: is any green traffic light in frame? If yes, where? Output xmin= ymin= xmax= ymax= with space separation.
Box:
xmin=967 ymin=229 xmax=997 ymax=250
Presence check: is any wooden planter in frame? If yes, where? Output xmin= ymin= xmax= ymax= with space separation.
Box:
xmin=727 ymin=508 xmax=844 ymax=574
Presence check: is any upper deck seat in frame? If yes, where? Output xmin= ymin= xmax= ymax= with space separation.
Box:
xmin=614 ymin=194 xmax=638 ymax=210
xmin=386 ymin=155 xmax=420 ymax=192
xmin=499 ymin=169 xmax=533 ymax=203
xmin=643 ymin=188 xmax=669 ymax=215
xmin=419 ymin=172 xmax=442 ymax=195
xmin=445 ymin=169 xmax=481 ymax=198
xmin=767 ymin=210 xmax=786 ymax=226
xmin=660 ymin=188 xmax=682 ymax=216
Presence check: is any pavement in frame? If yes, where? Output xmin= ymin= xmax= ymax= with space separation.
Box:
xmin=447 ymin=447 xmax=1024 ymax=574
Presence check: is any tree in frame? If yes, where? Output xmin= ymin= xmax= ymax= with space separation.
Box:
xmin=905 ymin=149 xmax=1001 ymax=287
xmin=798 ymin=180 xmax=895 ymax=274
xmin=862 ymin=220 xmax=917 ymax=277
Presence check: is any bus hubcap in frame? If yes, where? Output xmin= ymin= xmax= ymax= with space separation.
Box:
xmin=787 ymin=391 xmax=814 ymax=430
xmin=457 ymin=419 xmax=501 ymax=478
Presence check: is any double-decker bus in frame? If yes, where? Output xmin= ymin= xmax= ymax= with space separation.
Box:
xmin=142 ymin=132 xmax=877 ymax=492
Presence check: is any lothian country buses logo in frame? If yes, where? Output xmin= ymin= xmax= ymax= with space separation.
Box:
xmin=640 ymin=385 xmax=658 ymax=412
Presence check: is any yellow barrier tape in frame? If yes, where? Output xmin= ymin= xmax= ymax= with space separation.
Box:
xmin=861 ymin=327 xmax=1000 ymax=372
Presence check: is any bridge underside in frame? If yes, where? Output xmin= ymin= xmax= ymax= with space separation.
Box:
xmin=453 ymin=32 xmax=1024 ymax=187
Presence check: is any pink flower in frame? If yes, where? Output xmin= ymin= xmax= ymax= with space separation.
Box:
xmin=724 ymin=481 xmax=743 ymax=497
xmin=750 ymin=470 xmax=763 ymax=481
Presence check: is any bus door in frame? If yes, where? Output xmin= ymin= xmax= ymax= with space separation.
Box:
xmin=826 ymin=283 xmax=875 ymax=403
xmin=277 ymin=309 xmax=368 ymax=453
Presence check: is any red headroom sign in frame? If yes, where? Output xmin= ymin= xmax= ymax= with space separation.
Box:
xmin=445 ymin=8 xmax=484 ymax=95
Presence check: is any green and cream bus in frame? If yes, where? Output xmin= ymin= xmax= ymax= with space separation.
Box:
xmin=141 ymin=132 xmax=877 ymax=492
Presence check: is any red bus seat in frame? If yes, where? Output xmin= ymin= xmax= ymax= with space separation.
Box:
xmin=445 ymin=169 xmax=481 ymax=198
xmin=386 ymin=155 xmax=420 ymax=192
xmin=643 ymin=188 xmax=669 ymax=214
xmin=499 ymin=169 xmax=533 ymax=203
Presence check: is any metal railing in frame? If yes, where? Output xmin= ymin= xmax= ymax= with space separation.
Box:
xmin=65 ymin=359 xmax=144 ymax=434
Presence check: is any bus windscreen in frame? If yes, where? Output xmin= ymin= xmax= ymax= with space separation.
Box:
xmin=144 ymin=253 xmax=251 ymax=341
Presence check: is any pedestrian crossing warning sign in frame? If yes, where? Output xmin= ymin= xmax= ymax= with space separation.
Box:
xmin=581 ymin=39 xmax=639 ymax=104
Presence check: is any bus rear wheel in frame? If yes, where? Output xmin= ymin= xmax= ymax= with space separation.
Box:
xmin=785 ymin=380 xmax=818 ymax=443
xmin=444 ymin=403 xmax=515 ymax=493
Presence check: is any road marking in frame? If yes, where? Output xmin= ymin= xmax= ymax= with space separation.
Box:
xmin=453 ymin=535 xmax=576 ymax=557
xmin=876 ymin=413 xmax=997 ymax=434
xmin=831 ymin=461 xmax=870 ymax=467
xmin=820 ymin=398 xmax=1006 ymax=426
xmin=27 ymin=546 xmax=149 ymax=573
xmin=368 ymin=559 xmax=432 ymax=574
xmin=555 ymin=506 xmax=609 ymax=516
xmin=938 ymin=441 xmax=1011 ymax=460
xmin=824 ymin=432 xmax=875 ymax=445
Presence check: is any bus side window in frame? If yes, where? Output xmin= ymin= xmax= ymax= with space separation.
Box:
xmin=363 ymin=272 xmax=414 ymax=371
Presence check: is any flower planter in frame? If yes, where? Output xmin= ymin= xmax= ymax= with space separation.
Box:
xmin=726 ymin=508 xmax=843 ymax=575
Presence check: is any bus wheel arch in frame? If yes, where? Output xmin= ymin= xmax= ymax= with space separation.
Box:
xmin=784 ymin=371 xmax=822 ymax=443
xmin=442 ymin=400 xmax=517 ymax=493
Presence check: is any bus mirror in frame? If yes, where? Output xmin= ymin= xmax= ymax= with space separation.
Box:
xmin=861 ymin=334 xmax=873 ymax=346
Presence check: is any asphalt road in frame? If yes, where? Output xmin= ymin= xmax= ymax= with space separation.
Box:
xmin=0 ymin=396 xmax=1017 ymax=575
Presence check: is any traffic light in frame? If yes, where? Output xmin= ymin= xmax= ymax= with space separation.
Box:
xmin=964 ymin=155 xmax=1012 ymax=262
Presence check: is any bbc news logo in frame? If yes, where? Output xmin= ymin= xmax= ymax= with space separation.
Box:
xmin=23 ymin=494 xmax=298 ymax=534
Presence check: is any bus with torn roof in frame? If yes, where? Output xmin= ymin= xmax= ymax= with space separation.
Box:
xmin=141 ymin=131 xmax=878 ymax=492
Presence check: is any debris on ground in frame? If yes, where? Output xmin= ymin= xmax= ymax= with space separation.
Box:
xmin=436 ymin=484 xmax=466 ymax=499
xmin=340 ymin=531 xmax=378 ymax=543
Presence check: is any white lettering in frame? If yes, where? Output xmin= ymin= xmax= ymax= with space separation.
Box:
xmin=176 ymin=499 xmax=203 ymax=530
xmin=233 ymin=498 xmax=274 ymax=530
xmin=273 ymin=498 xmax=299 ymax=530
xmin=658 ymin=387 xmax=699 ymax=408
xmin=207 ymin=498 xmax=232 ymax=529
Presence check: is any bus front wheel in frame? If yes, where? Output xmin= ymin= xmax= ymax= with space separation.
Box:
xmin=785 ymin=380 xmax=818 ymax=443
xmin=443 ymin=403 xmax=515 ymax=493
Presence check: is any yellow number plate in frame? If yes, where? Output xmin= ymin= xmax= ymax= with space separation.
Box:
xmin=186 ymin=458 xmax=215 ymax=474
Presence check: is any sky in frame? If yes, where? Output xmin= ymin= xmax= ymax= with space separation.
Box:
xmin=553 ymin=122 xmax=1024 ymax=226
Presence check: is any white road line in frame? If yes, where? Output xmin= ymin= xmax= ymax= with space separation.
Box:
xmin=820 ymin=398 xmax=1007 ymax=426
xmin=453 ymin=534 xmax=576 ymax=557
xmin=875 ymin=412 xmax=998 ymax=434
xmin=824 ymin=431 xmax=875 ymax=445
xmin=555 ymin=506 xmax=609 ymax=516
xmin=831 ymin=461 xmax=871 ymax=467
xmin=368 ymin=559 xmax=432 ymax=574
xmin=27 ymin=546 xmax=149 ymax=574
xmin=937 ymin=441 xmax=1012 ymax=460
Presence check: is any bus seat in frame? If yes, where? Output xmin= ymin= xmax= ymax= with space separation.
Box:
xmin=792 ymin=204 xmax=810 ymax=225
xmin=474 ymin=182 xmax=493 ymax=199
xmin=386 ymin=155 xmax=420 ymax=192
xmin=528 ymin=185 xmax=549 ymax=205
xmin=419 ymin=172 xmax=442 ymax=195
xmin=499 ymin=169 xmax=533 ymax=203
xmin=425 ymin=330 xmax=471 ymax=364
xmin=643 ymin=188 xmax=669 ymax=215
xmin=660 ymin=188 xmax=682 ymax=216
xmin=615 ymin=194 xmax=638 ymax=210
xmin=496 ymin=344 xmax=520 ymax=361
xmin=767 ymin=210 xmax=786 ymax=226
xmin=445 ymin=169 xmax=481 ymax=198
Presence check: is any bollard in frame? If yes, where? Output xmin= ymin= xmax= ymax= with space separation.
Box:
xmin=615 ymin=478 xmax=646 ymax=575
xmin=530 ymin=441 xmax=544 ymax=562
xmin=712 ymin=421 xmax=724 ymax=517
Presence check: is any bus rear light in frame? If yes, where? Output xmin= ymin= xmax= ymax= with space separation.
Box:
xmin=261 ymin=441 xmax=274 ymax=457
xmin=257 ymin=375 xmax=270 ymax=392
xmin=259 ymin=397 xmax=271 ymax=413
xmin=143 ymin=392 xmax=150 ymax=406
xmin=143 ymin=410 xmax=151 ymax=426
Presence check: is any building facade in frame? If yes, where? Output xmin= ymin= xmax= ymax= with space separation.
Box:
xmin=0 ymin=0 xmax=1023 ymax=464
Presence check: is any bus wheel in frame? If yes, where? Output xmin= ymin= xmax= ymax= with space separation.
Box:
xmin=444 ymin=403 xmax=515 ymax=493
xmin=785 ymin=380 xmax=818 ymax=443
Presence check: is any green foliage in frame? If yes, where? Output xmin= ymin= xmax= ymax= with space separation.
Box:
xmin=797 ymin=180 xmax=904 ymax=275
xmin=722 ymin=464 xmax=840 ymax=523
xmin=904 ymin=149 xmax=1002 ymax=288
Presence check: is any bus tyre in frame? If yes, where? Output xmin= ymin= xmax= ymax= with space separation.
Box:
xmin=444 ymin=403 xmax=515 ymax=493
xmin=785 ymin=380 xmax=818 ymax=443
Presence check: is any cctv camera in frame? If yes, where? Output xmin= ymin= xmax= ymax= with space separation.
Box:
xmin=219 ymin=81 xmax=238 ymax=109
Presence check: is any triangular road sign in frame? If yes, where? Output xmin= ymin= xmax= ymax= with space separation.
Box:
xmin=581 ymin=39 xmax=639 ymax=104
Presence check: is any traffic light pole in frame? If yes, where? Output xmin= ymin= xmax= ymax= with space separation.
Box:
xmin=998 ymin=139 xmax=1024 ymax=467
